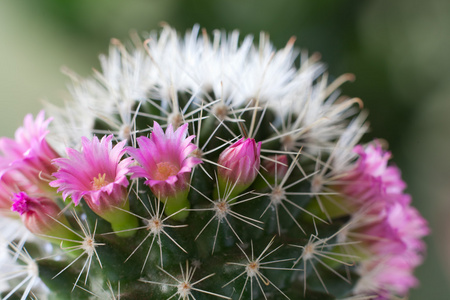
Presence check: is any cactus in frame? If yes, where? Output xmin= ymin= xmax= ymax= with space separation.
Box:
xmin=0 ymin=25 xmax=428 ymax=300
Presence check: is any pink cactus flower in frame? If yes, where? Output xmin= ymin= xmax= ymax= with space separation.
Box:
xmin=50 ymin=135 xmax=132 ymax=213
xmin=335 ymin=140 xmax=429 ymax=299
xmin=50 ymin=134 xmax=137 ymax=236
xmin=351 ymin=201 xmax=428 ymax=258
xmin=340 ymin=141 xmax=411 ymax=210
xmin=0 ymin=111 xmax=60 ymax=193
xmin=128 ymin=122 xmax=201 ymax=197
xmin=354 ymin=202 xmax=408 ymax=256
xmin=127 ymin=122 xmax=201 ymax=220
xmin=0 ymin=165 xmax=46 ymax=214
xmin=0 ymin=111 xmax=59 ymax=216
xmin=10 ymin=192 xmax=75 ymax=242
xmin=354 ymin=255 xmax=420 ymax=299
xmin=388 ymin=203 xmax=429 ymax=253
xmin=0 ymin=111 xmax=59 ymax=198
xmin=337 ymin=141 xmax=429 ymax=257
xmin=216 ymin=137 xmax=261 ymax=198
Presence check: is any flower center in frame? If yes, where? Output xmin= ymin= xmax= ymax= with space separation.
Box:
xmin=92 ymin=173 xmax=109 ymax=190
xmin=154 ymin=162 xmax=179 ymax=181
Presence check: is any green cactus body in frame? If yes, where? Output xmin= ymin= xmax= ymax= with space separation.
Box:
xmin=0 ymin=25 xmax=428 ymax=300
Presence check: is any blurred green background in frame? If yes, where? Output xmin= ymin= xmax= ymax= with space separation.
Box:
xmin=1 ymin=0 xmax=448 ymax=298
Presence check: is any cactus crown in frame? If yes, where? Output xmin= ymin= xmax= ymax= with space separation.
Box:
xmin=0 ymin=25 xmax=428 ymax=300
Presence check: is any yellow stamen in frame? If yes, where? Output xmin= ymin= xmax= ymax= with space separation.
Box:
xmin=92 ymin=173 xmax=109 ymax=190
xmin=154 ymin=162 xmax=179 ymax=181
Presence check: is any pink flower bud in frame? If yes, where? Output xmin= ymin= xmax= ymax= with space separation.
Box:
xmin=217 ymin=138 xmax=261 ymax=197
xmin=11 ymin=192 xmax=74 ymax=241
xmin=261 ymin=155 xmax=288 ymax=182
